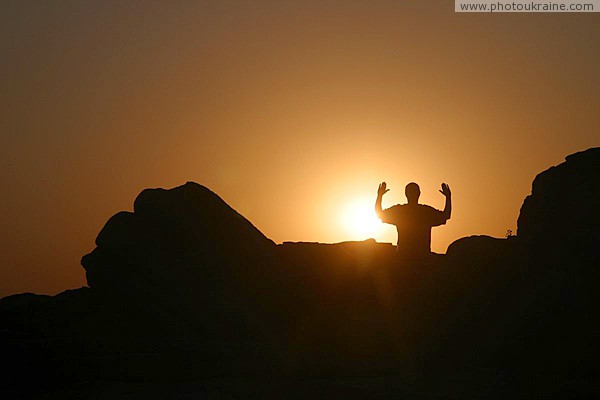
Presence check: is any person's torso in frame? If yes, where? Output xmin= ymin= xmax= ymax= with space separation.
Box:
xmin=390 ymin=204 xmax=435 ymax=257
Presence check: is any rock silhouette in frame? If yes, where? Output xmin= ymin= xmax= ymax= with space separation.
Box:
xmin=81 ymin=182 xmax=285 ymax=344
xmin=518 ymin=147 xmax=600 ymax=269
xmin=1 ymin=148 xmax=599 ymax=398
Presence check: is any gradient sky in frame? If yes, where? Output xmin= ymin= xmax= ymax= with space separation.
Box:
xmin=1 ymin=1 xmax=598 ymax=297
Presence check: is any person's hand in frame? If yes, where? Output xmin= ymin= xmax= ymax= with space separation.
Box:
xmin=378 ymin=182 xmax=390 ymax=197
xmin=439 ymin=183 xmax=451 ymax=197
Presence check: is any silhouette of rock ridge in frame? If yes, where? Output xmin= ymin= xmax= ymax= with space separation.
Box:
xmin=84 ymin=181 xmax=275 ymax=289
xmin=517 ymin=147 xmax=600 ymax=268
xmin=1 ymin=148 xmax=599 ymax=398
xmin=80 ymin=182 xmax=285 ymax=340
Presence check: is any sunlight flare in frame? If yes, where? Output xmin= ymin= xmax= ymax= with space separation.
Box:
xmin=340 ymin=198 xmax=382 ymax=240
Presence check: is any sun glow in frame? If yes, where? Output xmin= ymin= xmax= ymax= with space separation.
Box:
xmin=340 ymin=198 xmax=383 ymax=240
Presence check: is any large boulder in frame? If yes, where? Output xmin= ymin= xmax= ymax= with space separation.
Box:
xmin=446 ymin=235 xmax=514 ymax=266
xmin=517 ymin=147 xmax=600 ymax=268
xmin=81 ymin=182 xmax=280 ymax=339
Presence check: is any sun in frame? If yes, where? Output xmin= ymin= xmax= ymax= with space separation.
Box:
xmin=340 ymin=198 xmax=383 ymax=240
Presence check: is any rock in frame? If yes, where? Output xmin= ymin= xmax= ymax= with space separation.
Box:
xmin=446 ymin=235 xmax=513 ymax=265
xmin=517 ymin=147 xmax=600 ymax=268
xmin=81 ymin=182 xmax=279 ymax=340
xmin=3 ymin=149 xmax=600 ymax=394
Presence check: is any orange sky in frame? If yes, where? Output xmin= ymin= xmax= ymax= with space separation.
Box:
xmin=1 ymin=1 xmax=598 ymax=297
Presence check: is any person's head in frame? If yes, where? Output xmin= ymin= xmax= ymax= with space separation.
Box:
xmin=405 ymin=182 xmax=420 ymax=204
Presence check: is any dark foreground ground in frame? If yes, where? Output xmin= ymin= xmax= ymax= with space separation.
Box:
xmin=8 ymin=371 xmax=599 ymax=400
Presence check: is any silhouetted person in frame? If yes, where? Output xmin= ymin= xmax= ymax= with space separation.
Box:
xmin=375 ymin=182 xmax=451 ymax=264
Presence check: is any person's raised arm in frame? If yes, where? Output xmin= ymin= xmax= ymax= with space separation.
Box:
xmin=375 ymin=182 xmax=390 ymax=218
xmin=439 ymin=183 xmax=452 ymax=220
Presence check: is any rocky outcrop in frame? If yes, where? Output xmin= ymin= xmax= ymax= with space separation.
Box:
xmin=2 ymin=149 xmax=600 ymax=397
xmin=517 ymin=147 xmax=600 ymax=267
xmin=446 ymin=235 xmax=514 ymax=265
xmin=83 ymin=181 xmax=276 ymax=289
xmin=81 ymin=182 xmax=281 ymax=341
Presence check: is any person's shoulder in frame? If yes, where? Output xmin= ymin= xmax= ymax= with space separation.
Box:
xmin=385 ymin=204 xmax=402 ymax=210
xmin=382 ymin=204 xmax=403 ymax=215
